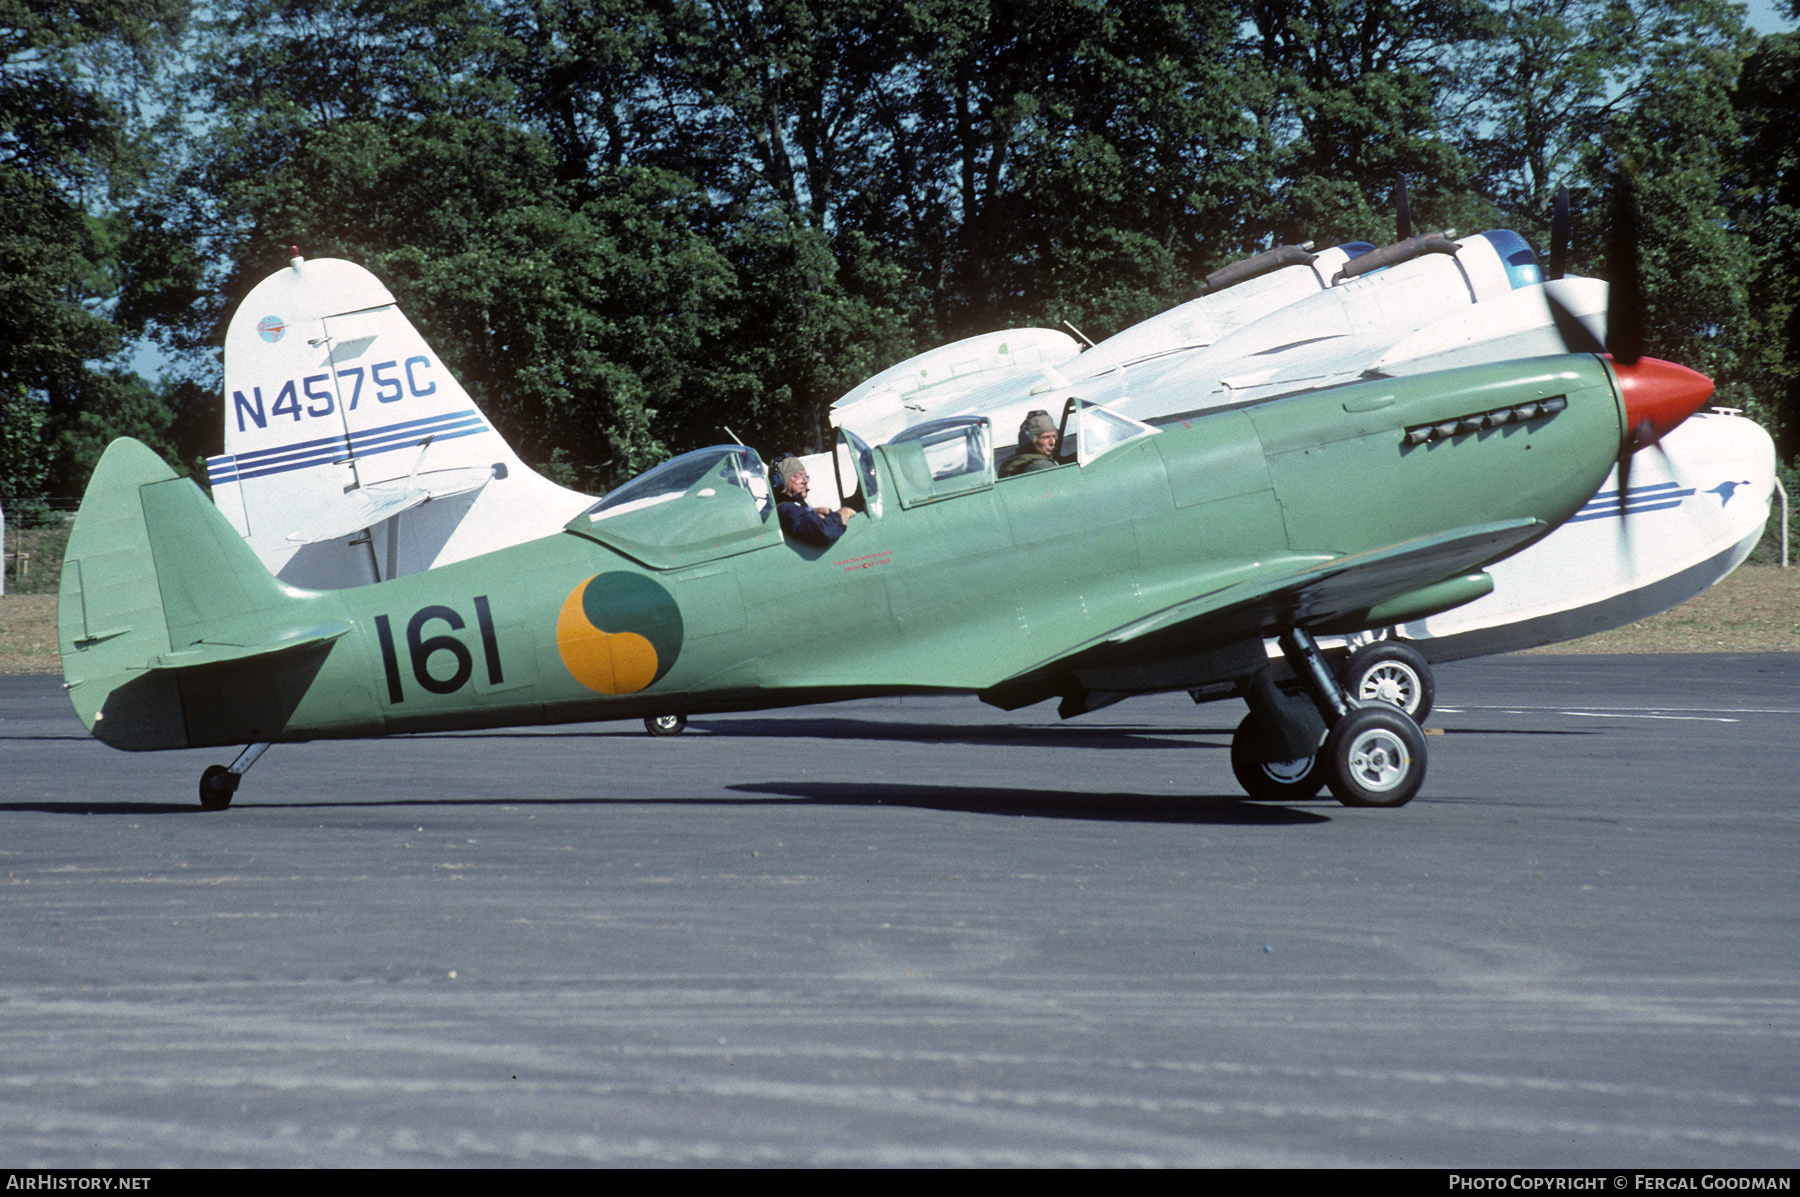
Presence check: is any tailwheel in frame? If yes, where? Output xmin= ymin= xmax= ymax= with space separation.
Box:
xmin=644 ymin=714 xmax=688 ymax=736
xmin=1229 ymin=713 xmax=1325 ymax=801
xmin=1323 ymin=705 xmax=1426 ymax=808
xmin=1341 ymin=640 xmax=1434 ymax=722
xmin=198 ymin=764 xmax=239 ymax=811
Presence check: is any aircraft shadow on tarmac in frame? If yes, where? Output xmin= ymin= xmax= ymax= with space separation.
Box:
xmin=726 ymin=781 xmax=1331 ymax=825
xmin=690 ymin=717 xmax=1235 ymax=749
xmin=404 ymin=719 xmax=1609 ymax=749
xmin=395 ymin=718 xmax=1236 ymax=750
xmin=0 ymin=785 xmax=1328 ymax=824
xmin=0 ymin=800 xmax=204 ymax=815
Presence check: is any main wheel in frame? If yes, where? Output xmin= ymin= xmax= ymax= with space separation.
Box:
xmin=198 ymin=764 xmax=239 ymax=811
xmin=1230 ymin=713 xmax=1325 ymax=800
xmin=644 ymin=714 xmax=688 ymax=736
xmin=1322 ymin=706 xmax=1426 ymax=808
xmin=1341 ymin=640 xmax=1434 ymax=722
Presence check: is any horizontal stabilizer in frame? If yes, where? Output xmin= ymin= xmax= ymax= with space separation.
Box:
xmin=145 ymin=621 xmax=352 ymax=672
xmin=285 ymin=468 xmax=491 ymax=544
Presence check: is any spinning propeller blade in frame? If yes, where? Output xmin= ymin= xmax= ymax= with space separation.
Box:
xmin=1606 ymin=179 xmax=1644 ymax=367
xmin=1548 ymin=184 xmax=1570 ymax=281
xmin=1395 ymin=174 xmax=1412 ymax=242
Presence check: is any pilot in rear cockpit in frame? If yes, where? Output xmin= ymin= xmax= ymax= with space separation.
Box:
xmin=999 ymin=410 xmax=1060 ymax=477
xmin=771 ymin=454 xmax=855 ymax=547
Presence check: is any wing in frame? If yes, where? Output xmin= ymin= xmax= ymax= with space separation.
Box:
xmin=981 ymin=518 xmax=1543 ymax=709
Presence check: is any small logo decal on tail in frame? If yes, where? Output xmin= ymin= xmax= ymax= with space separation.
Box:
xmin=557 ymin=573 xmax=683 ymax=694
xmin=256 ymin=315 xmax=287 ymax=343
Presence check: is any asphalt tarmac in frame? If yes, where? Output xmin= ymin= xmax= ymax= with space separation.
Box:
xmin=1 ymin=654 xmax=1796 ymax=1167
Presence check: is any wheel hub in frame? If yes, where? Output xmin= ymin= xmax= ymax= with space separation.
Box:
xmin=1358 ymin=664 xmax=1416 ymax=709
xmin=1346 ymin=729 xmax=1410 ymax=792
xmin=1262 ymin=756 xmax=1314 ymax=783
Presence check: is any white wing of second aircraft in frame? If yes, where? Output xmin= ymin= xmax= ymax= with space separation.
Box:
xmin=209 ymin=253 xmax=594 ymax=588
xmin=869 ymin=233 xmax=1534 ymax=446
xmin=1369 ymin=276 xmax=1610 ymax=377
xmin=830 ymin=242 xmax=1372 ymax=446
xmin=828 ymin=328 xmax=1085 ymax=445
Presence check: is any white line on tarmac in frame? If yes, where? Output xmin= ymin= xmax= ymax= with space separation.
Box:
xmin=1561 ymin=711 xmax=1740 ymax=722
xmin=1437 ymin=704 xmax=1799 ymax=716
xmin=1436 ymin=709 xmax=1740 ymax=723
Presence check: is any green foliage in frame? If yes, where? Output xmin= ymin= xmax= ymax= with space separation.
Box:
xmin=1734 ymin=25 xmax=1800 ymax=454
xmin=0 ymin=386 xmax=50 ymax=504
xmin=1241 ymin=0 xmax=1493 ymax=245
xmin=1578 ymin=2 xmax=1754 ymax=383
xmin=0 ymin=174 xmax=123 ymax=408
xmin=0 ymin=0 xmax=190 ymax=498
xmin=1746 ymin=455 xmax=1800 ymax=564
xmin=14 ymin=0 xmax=1800 ymax=492
xmin=1 ymin=517 xmax=72 ymax=595
xmin=49 ymin=369 xmax=193 ymax=490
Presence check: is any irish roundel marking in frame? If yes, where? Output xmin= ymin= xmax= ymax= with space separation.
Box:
xmin=256 ymin=315 xmax=286 ymax=343
xmin=555 ymin=572 xmax=683 ymax=695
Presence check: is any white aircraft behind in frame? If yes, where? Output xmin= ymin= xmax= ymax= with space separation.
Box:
xmin=1398 ymin=410 xmax=1774 ymax=659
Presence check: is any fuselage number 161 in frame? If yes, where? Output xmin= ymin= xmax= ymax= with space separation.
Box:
xmin=372 ymin=597 xmax=503 ymax=703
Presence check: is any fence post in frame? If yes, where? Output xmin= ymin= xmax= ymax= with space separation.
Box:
xmin=1777 ymin=474 xmax=1791 ymax=570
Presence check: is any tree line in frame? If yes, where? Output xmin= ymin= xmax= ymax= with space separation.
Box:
xmin=3 ymin=0 xmax=1797 ymax=504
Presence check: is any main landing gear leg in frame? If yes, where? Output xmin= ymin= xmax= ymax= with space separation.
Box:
xmin=1283 ymin=628 xmax=1426 ymax=808
xmin=1230 ymin=629 xmax=1426 ymax=808
xmin=198 ymin=742 xmax=270 ymax=811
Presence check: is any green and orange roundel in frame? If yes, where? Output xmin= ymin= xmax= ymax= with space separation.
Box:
xmin=555 ymin=572 xmax=684 ymax=694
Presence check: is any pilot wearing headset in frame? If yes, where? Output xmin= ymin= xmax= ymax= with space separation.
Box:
xmin=770 ymin=454 xmax=855 ymax=547
xmin=1000 ymin=410 xmax=1060 ymax=476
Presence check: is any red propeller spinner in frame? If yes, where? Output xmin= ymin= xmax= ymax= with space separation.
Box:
xmin=1611 ymin=356 xmax=1713 ymax=448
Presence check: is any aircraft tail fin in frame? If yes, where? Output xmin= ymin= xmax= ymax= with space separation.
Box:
xmin=60 ymin=438 xmax=344 ymax=749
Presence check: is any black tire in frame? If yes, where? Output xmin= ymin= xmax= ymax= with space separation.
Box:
xmin=1341 ymin=640 xmax=1434 ymax=722
xmin=1230 ymin=713 xmax=1325 ymax=800
xmin=644 ymin=714 xmax=688 ymax=736
xmin=1322 ymin=705 xmax=1426 ymax=808
xmin=199 ymin=764 xmax=238 ymax=811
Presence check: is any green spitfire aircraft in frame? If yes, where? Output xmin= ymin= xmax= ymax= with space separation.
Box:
xmin=57 ymin=349 xmax=1714 ymax=810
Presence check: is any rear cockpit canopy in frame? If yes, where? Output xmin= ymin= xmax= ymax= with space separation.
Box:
xmin=882 ymin=417 xmax=996 ymax=507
